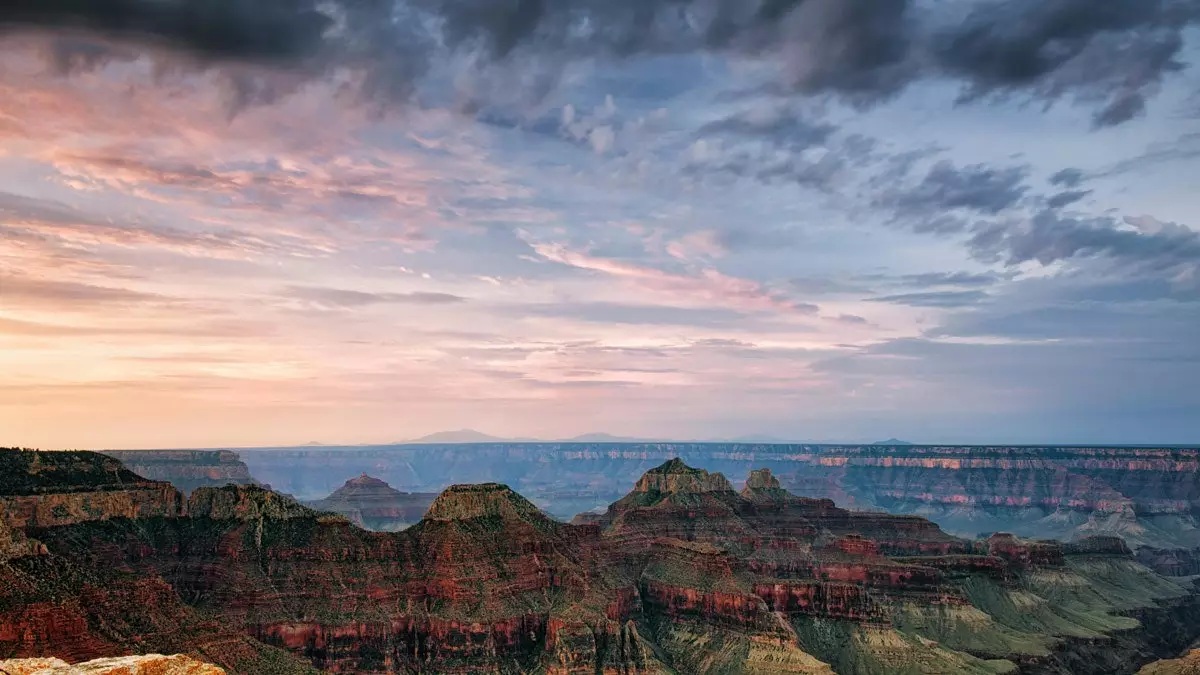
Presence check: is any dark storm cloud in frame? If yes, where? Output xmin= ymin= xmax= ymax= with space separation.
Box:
xmin=6 ymin=0 xmax=1197 ymax=122
xmin=869 ymin=290 xmax=990 ymax=308
xmin=888 ymin=161 xmax=1030 ymax=217
xmin=0 ymin=0 xmax=332 ymax=62
xmin=930 ymin=0 xmax=1198 ymax=126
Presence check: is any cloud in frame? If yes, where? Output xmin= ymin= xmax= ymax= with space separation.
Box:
xmin=1047 ymin=189 xmax=1092 ymax=209
xmin=967 ymin=210 xmax=1200 ymax=270
xmin=7 ymin=0 xmax=1195 ymax=123
xmin=869 ymin=290 xmax=991 ymax=308
xmin=516 ymin=302 xmax=753 ymax=328
xmin=1095 ymin=131 xmax=1200 ymax=177
xmin=1049 ymin=168 xmax=1086 ymax=187
xmin=888 ymin=161 xmax=1029 ymax=218
xmin=832 ymin=313 xmax=869 ymax=325
xmin=790 ymin=276 xmax=874 ymax=296
xmin=0 ymin=275 xmax=165 ymax=308
xmin=930 ymin=0 xmax=1198 ymax=126
xmin=698 ymin=104 xmax=837 ymax=150
xmin=898 ymin=272 xmax=999 ymax=288
xmin=0 ymin=0 xmax=331 ymax=62
xmin=531 ymin=242 xmax=819 ymax=314
xmin=283 ymin=285 xmax=467 ymax=308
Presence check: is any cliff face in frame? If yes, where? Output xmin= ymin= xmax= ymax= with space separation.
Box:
xmin=0 ymin=450 xmax=182 ymax=530
xmin=303 ymin=475 xmax=434 ymax=532
xmin=102 ymin=451 xmax=258 ymax=496
xmin=6 ymin=450 xmax=1200 ymax=675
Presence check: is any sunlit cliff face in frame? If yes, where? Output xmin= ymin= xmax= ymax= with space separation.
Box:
xmin=1 ymin=0 xmax=1199 ymax=448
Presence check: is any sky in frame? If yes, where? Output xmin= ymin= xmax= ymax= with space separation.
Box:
xmin=1 ymin=0 xmax=1199 ymax=449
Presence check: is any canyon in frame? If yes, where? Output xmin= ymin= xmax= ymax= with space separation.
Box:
xmin=5 ymin=447 xmax=1200 ymax=674
xmin=112 ymin=443 xmax=1200 ymax=550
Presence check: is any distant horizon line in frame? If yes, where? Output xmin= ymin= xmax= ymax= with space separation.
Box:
xmin=76 ymin=440 xmax=1200 ymax=452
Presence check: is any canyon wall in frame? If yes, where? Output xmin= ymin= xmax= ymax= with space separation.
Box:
xmin=102 ymin=451 xmax=258 ymax=495
xmin=231 ymin=443 xmax=1200 ymax=548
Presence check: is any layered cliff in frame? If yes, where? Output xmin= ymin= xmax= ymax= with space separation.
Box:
xmin=102 ymin=452 xmax=258 ymax=496
xmin=0 ymin=450 xmax=182 ymax=530
xmin=303 ymin=475 xmax=434 ymax=532
xmin=6 ymin=449 xmax=1200 ymax=675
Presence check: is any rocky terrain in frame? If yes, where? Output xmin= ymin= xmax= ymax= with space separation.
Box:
xmin=302 ymin=475 xmax=435 ymax=532
xmin=5 ymin=448 xmax=1200 ymax=674
xmin=0 ymin=654 xmax=225 ymax=674
xmin=0 ymin=450 xmax=319 ymax=674
xmin=102 ymin=452 xmax=258 ymax=496
xmin=1139 ymin=649 xmax=1200 ymax=675
xmin=229 ymin=443 xmax=1200 ymax=549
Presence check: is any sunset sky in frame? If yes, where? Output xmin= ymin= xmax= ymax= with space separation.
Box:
xmin=2 ymin=0 xmax=1199 ymax=448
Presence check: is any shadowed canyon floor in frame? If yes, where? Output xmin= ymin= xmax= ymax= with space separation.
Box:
xmin=6 ymin=448 xmax=1200 ymax=674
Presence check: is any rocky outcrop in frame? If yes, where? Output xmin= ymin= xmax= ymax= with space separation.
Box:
xmin=1139 ymin=649 xmax=1200 ymax=674
xmin=422 ymin=482 xmax=548 ymax=523
xmin=102 ymin=452 xmax=258 ymax=496
xmin=0 ymin=520 xmax=46 ymax=562
xmin=632 ymin=459 xmax=735 ymax=495
xmin=303 ymin=475 xmax=434 ymax=532
xmin=0 ymin=450 xmax=182 ymax=530
xmin=0 ymin=654 xmax=225 ymax=674
xmin=186 ymin=484 xmax=320 ymax=521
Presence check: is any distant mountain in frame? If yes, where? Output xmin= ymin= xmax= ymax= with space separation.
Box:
xmin=304 ymin=441 xmax=327 ymax=446
xmin=873 ymin=438 xmax=915 ymax=445
xmin=565 ymin=432 xmax=653 ymax=443
xmin=407 ymin=429 xmax=510 ymax=444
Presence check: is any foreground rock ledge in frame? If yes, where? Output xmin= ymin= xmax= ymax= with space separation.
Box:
xmin=0 ymin=654 xmax=225 ymax=675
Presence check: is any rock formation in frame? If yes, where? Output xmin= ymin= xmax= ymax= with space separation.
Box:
xmin=102 ymin=451 xmax=258 ymax=496
xmin=303 ymin=474 xmax=434 ymax=531
xmin=0 ymin=654 xmax=224 ymax=674
xmin=227 ymin=442 xmax=1200 ymax=549
xmin=1140 ymin=649 xmax=1200 ymax=675
xmin=5 ymin=449 xmax=1200 ymax=674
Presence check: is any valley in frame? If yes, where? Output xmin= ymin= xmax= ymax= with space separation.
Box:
xmin=4 ymin=447 xmax=1200 ymax=674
